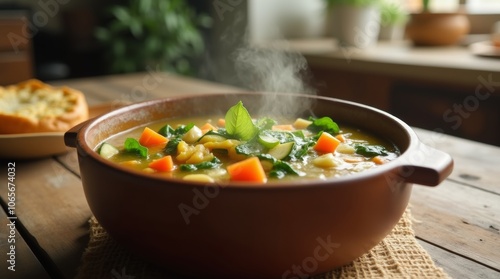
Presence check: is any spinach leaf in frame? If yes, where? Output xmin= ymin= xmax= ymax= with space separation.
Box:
xmin=236 ymin=141 xmax=264 ymax=156
xmin=257 ymin=154 xmax=303 ymax=179
xmin=199 ymin=129 xmax=235 ymax=140
xmin=354 ymin=144 xmax=389 ymax=157
xmin=164 ymin=137 xmax=182 ymax=155
xmin=162 ymin=124 xmax=196 ymax=155
xmin=292 ymin=139 xmax=315 ymax=159
xmin=225 ymin=101 xmax=258 ymax=141
xmin=157 ymin=124 xmax=175 ymax=137
xmin=269 ymin=161 xmax=303 ymax=178
xmin=260 ymin=130 xmax=294 ymax=143
xmin=180 ymin=157 xmax=222 ymax=171
xmin=257 ymin=153 xmax=276 ymax=163
xmin=124 ymin=138 xmax=148 ymax=158
xmin=292 ymin=130 xmax=306 ymax=139
xmin=308 ymin=116 xmax=340 ymax=135
xmin=255 ymin=117 xmax=277 ymax=131
xmin=260 ymin=130 xmax=312 ymax=161
xmin=174 ymin=123 xmax=195 ymax=136
xmin=158 ymin=123 xmax=194 ymax=137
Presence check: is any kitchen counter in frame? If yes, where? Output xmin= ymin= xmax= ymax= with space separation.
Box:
xmin=0 ymin=72 xmax=499 ymax=278
xmin=263 ymin=38 xmax=500 ymax=146
xmin=271 ymin=38 xmax=500 ymax=87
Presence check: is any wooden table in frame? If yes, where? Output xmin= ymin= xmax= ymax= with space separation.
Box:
xmin=1 ymin=73 xmax=499 ymax=279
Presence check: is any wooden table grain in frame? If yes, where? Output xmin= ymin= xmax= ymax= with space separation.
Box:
xmin=1 ymin=72 xmax=499 ymax=279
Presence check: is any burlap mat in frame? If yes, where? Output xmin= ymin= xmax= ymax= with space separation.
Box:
xmin=75 ymin=209 xmax=450 ymax=279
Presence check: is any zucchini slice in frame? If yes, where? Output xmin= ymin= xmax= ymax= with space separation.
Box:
xmin=258 ymin=134 xmax=280 ymax=149
xmin=99 ymin=142 xmax=119 ymax=159
xmin=267 ymin=142 xmax=294 ymax=160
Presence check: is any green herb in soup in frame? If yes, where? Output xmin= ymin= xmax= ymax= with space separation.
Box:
xmin=98 ymin=101 xmax=399 ymax=183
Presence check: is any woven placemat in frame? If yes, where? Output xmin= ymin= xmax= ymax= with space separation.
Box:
xmin=75 ymin=209 xmax=449 ymax=279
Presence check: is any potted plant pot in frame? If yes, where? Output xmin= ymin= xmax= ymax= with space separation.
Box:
xmin=378 ymin=1 xmax=408 ymax=41
xmin=405 ymin=11 xmax=470 ymax=46
xmin=326 ymin=0 xmax=381 ymax=48
xmin=405 ymin=0 xmax=469 ymax=46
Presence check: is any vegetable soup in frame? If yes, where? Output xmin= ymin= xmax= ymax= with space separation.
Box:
xmin=97 ymin=101 xmax=399 ymax=183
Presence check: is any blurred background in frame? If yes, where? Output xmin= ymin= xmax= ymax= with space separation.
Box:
xmin=0 ymin=0 xmax=499 ymax=145
xmin=2 ymin=0 xmax=498 ymax=80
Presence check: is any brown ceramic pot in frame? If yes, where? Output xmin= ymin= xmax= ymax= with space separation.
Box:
xmin=406 ymin=12 xmax=470 ymax=46
xmin=65 ymin=93 xmax=453 ymax=279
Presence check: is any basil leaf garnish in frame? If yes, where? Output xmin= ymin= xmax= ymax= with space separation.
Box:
xmin=225 ymin=101 xmax=258 ymax=141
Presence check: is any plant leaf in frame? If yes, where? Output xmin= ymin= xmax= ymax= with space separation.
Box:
xmin=162 ymin=124 xmax=195 ymax=155
xmin=354 ymin=144 xmax=389 ymax=157
xmin=308 ymin=116 xmax=340 ymax=135
xmin=236 ymin=141 xmax=264 ymax=156
xmin=180 ymin=157 xmax=222 ymax=171
xmin=110 ymin=6 xmax=131 ymax=22
xmin=225 ymin=101 xmax=258 ymax=141
xmin=269 ymin=160 xmax=303 ymax=178
xmin=124 ymin=138 xmax=148 ymax=158
xmin=157 ymin=124 xmax=175 ymax=137
xmin=255 ymin=117 xmax=277 ymax=131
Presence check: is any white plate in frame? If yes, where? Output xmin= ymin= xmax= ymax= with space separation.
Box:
xmin=469 ymin=40 xmax=500 ymax=59
xmin=0 ymin=132 xmax=68 ymax=159
xmin=0 ymin=104 xmax=115 ymax=160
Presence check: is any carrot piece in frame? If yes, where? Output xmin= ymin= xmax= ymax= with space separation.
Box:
xmin=372 ymin=156 xmax=388 ymax=165
xmin=226 ymin=157 xmax=267 ymax=183
xmin=314 ymin=132 xmax=341 ymax=153
xmin=139 ymin=127 xmax=168 ymax=147
xmin=200 ymin=122 xmax=217 ymax=134
xmin=217 ymin=118 xmax=226 ymax=127
xmin=148 ymin=155 xmax=174 ymax=172
xmin=335 ymin=134 xmax=346 ymax=143
xmin=272 ymin=124 xmax=295 ymax=131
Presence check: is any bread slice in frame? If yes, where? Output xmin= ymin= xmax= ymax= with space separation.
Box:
xmin=0 ymin=79 xmax=89 ymax=134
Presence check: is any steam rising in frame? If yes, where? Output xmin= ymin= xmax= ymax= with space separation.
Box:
xmin=234 ymin=45 xmax=314 ymax=94
xmin=206 ymin=7 xmax=316 ymax=118
xmin=233 ymin=42 xmax=316 ymax=117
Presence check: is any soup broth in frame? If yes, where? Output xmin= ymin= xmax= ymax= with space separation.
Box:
xmin=98 ymin=103 xmax=399 ymax=184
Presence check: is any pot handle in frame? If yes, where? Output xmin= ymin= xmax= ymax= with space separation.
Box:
xmin=64 ymin=120 xmax=89 ymax=148
xmin=397 ymin=143 xmax=454 ymax=186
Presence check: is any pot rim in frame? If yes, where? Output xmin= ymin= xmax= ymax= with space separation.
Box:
xmin=71 ymin=92 xmax=431 ymax=190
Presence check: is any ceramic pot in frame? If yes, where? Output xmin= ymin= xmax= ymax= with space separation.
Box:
xmin=379 ymin=25 xmax=405 ymax=41
xmin=330 ymin=5 xmax=381 ymax=48
xmin=65 ymin=93 xmax=453 ymax=279
xmin=406 ymin=12 xmax=470 ymax=46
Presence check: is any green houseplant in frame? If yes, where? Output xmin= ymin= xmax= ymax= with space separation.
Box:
xmin=379 ymin=1 xmax=408 ymax=40
xmin=95 ymin=0 xmax=211 ymax=75
xmin=324 ymin=0 xmax=382 ymax=48
xmin=405 ymin=0 xmax=470 ymax=46
xmin=422 ymin=0 xmax=430 ymax=11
